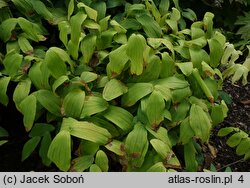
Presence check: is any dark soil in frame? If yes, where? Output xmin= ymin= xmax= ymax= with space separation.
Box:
xmin=210 ymin=79 xmax=250 ymax=172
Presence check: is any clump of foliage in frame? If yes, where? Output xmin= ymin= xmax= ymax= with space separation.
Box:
xmin=0 ymin=0 xmax=249 ymax=172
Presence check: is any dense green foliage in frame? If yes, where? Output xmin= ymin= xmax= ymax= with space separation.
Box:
xmin=0 ymin=0 xmax=249 ymax=172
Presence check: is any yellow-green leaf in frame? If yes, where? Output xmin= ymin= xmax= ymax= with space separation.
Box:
xmin=103 ymin=79 xmax=128 ymax=101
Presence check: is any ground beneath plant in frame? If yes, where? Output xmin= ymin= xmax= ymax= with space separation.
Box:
xmin=0 ymin=80 xmax=249 ymax=172
xmin=209 ymin=79 xmax=250 ymax=172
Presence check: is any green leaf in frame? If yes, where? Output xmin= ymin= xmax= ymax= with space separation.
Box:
xmin=236 ymin=138 xmax=250 ymax=156
xmin=103 ymin=79 xmax=128 ymax=101
xmin=189 ymin=48 xmax=210 ymax=70
xmin=184 ymin=141 xmax=198 ymax=171
xmin=48 ymin=130 xmax=71 ymax=171
xmin=179 ymin=118 xmax=195 ymax=144
xmin=105 ymin=140 xmax=125 ymax=156
xmin=80 ymin=71 xmax=98 ymax=83
xmin=159 ymin=0 xmax=170 ymax=15
xmin=3 ymin=52 xmax=23 ymax=78
xmin=70 ymin=156 xmax=94 ymax=172
xmin=121 ymin=83 xmax=153 ymax=107
xmin=110 ymin=20 xmax=127 ymax=33
xmin=77 ymin=2 xmax=97 ymax=21
xmin=170 ymin=100 xmax=190 ymax=122
xmin=45 ymin=48 xmax=68 ymax=79
xmin=18 ymin=17 xmax=42 ymax=42
xmin=81 ymin=34 xmax=96 ymax=64
xmin=147 ymin=162 xmax=167 ymax=172
xmin=152 ymin=76 xmax=189 ymax=89
xmin=89 ymin=164 xmax=102 ymax=172
xmin=29 ymin=123 xmax=55 ymax=137
xmin=126 ymin=34 xmax=147 ymax=75
xmin=125 ymin=122 xmax=148 ymax=170
xmin=107 ymin=44 xmax=129 ymax=76
xmin=189 ymin=104 xmax=212 ymax=142
xmin=28 ymin=61 xmax=50 ymax=90
xmin=61 ymin=117 xmax=111 ymax=145
xmin=13 ymin=78 xmax=31 ymax=108
xmin=208 ymin=38 xmax=224 ymax=68
xmin=226 ymin=132 xmax=245 ymax=147
xmin=70 ymin=11 xmax=87 ymax=44
xmin=19 ymin=95 xmax=36 ymax=131
xmin=146 ymin=127 xmax=172 ymax=147
xmin=0 ymin=76 xmax=10 ymax=106
xmin=143 ymin=90 xmax=165 ymax=128
xmin=52 ymin=75 xmax=69 ymax=93
xmin=63 ymin=89 xmax=85 ymax=118
xmin=68 ymin=0 xmax=75 ymax=20
xmin=171 ymin=87 xmax=192 ymax=103
xmin=217 ymin=127 xmax=235 ymax=137
xmin=58 ymin=21 xmax=70 ymax=47
xmin=0 ymin=18 xmax=18 ymax=42
xmin=36 ymin=90 xmax=62 ymax=117
xmin=150 ymin=139 xmax=171 ymax=159
xmin=39 ymin=132 xmax=52 ymax=166
xmin=211 ymin=103 xmax=228 ymax=125
xmin=0 ymin=127 xmax=8 ymax=137
xmin=95 ymin=150 xmax=109 ymax=172
xmin=102 ymin=106 xmax=133 ymax=132
xmin=79 ymin=140 xmax=99 ymax=156
xmin=80 ymin=96 xmax=108 ymax=118
xmin=22 ymin=136 xmax=41 ymax=161
xmin=18 ymin=36 xmax=33 ymax=54
xmin=30 ymin=0 xmax=53 ymax=20
xmin=136 ymin=13 xmax=162 ymax=38
xmin=176 ymin=62 xmax=193 ymax=76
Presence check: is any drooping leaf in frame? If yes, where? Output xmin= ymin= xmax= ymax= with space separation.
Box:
xmin=48 ymin=130 xmax=71 ymax=171
xmin=208 ymin=38 xmax=224 ymax=68
xmin=176 ymin=62 xmax=193 ymax=76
